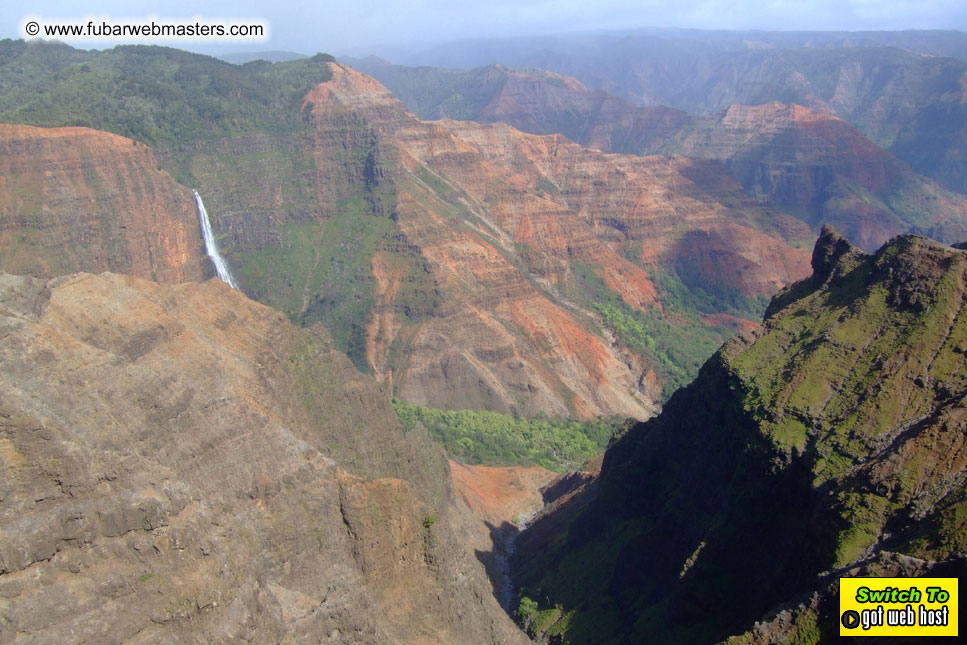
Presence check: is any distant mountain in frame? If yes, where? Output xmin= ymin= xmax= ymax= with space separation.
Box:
xmin=514 ymin=228 xmax=967 ymax=642
xmin=659 ymin=102 xmax=967 ymax=250
xmin=375 ymin=28 xmax=967 ymax=68
xmin=361 ymin=30 xmax=967 ymax=194
xmin=348 ymin=60 xmax=967 ymax=251
xmin=218 ymin=50 xmax=308 ymax=64
xmin=341 ymin=58 xmax=692 ymax=150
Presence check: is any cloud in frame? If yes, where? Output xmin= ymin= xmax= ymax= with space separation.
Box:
xmin=2 ymin=1 xmax=964 ymax=55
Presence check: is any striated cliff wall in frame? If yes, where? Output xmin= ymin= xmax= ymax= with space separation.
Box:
xmin=0 ymin=125 xmax=206 ymax=283
xmin=293 ymin=64 xmax=812 ymax=418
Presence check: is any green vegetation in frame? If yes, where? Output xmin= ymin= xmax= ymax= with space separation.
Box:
xmin=517 ymin=595 xmax=539 ymax=622
xmin=392 ymin=398 xmax=624 ymax=471
xmin=570 ymin=264 xmax=765 ymax=398
xmin=342 ymin=62 xmax=510 ymax=121
xmin=0 ymin=40 xmax=333 ymax=149
xmin=517 ymin=592 xmax=574 ymax=642
xmin=516 ymin=234 xmax=967 ymax=643
xmin=241 ymin=197 xmax=435 ymax=371
xmin=535 ymin=174 xmax=559 ymax=197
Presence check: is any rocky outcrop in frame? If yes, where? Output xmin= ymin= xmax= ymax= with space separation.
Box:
xmin=0 ymin=271 xmax=527 ymax=644
xmin=514 ymin=230 xmax=967 ymax=642
xmin=0 ymin=125 xmax=206 ymax=283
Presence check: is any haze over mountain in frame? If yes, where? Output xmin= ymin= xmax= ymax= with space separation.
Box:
xmin=4 ymin=2 xmax=965 ymax=57
xmin=352 ymin=29 xmax=967 ymax=195
xmin=217 ymin=50 xmax=307 ymax=64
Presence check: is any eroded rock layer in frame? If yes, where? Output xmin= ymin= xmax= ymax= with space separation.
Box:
xmin=297 ymin=64 xmax=811 ymax=418
xmin=0 ymin=125 xmax=206 ymax=282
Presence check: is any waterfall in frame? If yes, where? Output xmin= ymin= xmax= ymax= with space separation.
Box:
xmin=193 ymin=190 xmax=238 ymax=289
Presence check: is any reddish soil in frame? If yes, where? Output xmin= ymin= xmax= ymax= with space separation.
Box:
xmin=449 ymin=460 xmax=558 ymax=527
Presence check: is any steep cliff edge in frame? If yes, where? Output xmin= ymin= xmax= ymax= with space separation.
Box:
xmin=0 ymin=272 xmax=527 ymax=644
xmin=0 ymin=125 xmax=206 ymax=282
xmin=514 ymin=229 xmax=967 ymax=643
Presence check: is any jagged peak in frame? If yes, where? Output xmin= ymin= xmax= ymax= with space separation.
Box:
xmin=763 ymin=226 xmax=866 ymax=318
xmin=811 ymin=224 xmax=867 ymax=284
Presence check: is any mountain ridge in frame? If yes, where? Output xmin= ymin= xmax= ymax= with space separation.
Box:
xmin=348 ymin=60 xmax=967 ymax=250
xmin=513 ymin=228 xmax=967 ymax=642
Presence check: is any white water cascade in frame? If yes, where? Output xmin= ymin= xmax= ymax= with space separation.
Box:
xmin=193 ymin=190 xmax=238 ymax=289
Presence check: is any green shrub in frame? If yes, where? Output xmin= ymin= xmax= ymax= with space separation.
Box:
xmin=392 ymin=399 xmax=624 ymax=471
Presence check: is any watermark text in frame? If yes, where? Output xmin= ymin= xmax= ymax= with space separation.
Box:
xmin=21 ymin=16 xmax=269 ymax=44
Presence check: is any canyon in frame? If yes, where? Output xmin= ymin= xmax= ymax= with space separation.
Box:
xmin=353 ymin=60 xmax=967 ymax=251
xmin=1 ymin=34 xmax=966 ymax=644
xmin=0 ymin=44 xmax=816 ymax=418
xmin=364 ymin=29 xmax=967 ymax=194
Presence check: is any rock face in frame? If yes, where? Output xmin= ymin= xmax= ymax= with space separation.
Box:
xmin=0 ymin=125 xmax=206 ymax=282
xmin=0 ymin=272 xmax=527 ymax=644
xmin=293 ymin=64 xmax=811 ymax=418
xmin=514 ymin=229 xmax=967 ymax=643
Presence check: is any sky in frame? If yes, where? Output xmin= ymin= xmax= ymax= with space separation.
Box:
xmin=3 ymin=1 xmax=966 ymax=57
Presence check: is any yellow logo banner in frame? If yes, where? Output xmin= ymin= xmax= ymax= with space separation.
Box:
xmin=840 ymin=577 xmax=958 ymax=636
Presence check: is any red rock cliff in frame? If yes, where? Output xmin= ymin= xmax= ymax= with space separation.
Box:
xmin=303 ymin=65 xmax=811 ymax=419
xmin=0 ymin=124 xmax=205 ymax=282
